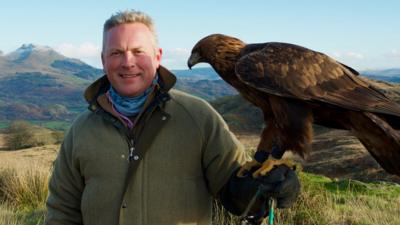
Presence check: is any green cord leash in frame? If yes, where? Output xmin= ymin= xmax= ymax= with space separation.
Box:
xmin=240 ymin=184 xmax=276 ymax=225
xmin=268 ymin=198 xmax=275 ymax=225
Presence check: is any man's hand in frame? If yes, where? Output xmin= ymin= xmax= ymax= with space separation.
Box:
xmin=257 ymin=164 xmax=301 ymax=208
xmin=219 ymin=164 xmax=300 ymax=219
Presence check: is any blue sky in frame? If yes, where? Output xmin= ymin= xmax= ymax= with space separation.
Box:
xmin=1 ymin=0 xmax=399 ymax=70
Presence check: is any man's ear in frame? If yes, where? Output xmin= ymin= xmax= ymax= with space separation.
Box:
xmin=101 ymin=52 xmax=105 ymax=67
xmin=156 ymin=48 xmax=163 ymax=68
xmin=101 ymin=52 xmax=107 ymax=73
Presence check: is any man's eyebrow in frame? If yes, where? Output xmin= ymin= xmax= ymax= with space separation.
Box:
xmin=107 ymin=46 xmax=144 ymax=51
xmin=105 ymin=47 xmax=122 ymax=52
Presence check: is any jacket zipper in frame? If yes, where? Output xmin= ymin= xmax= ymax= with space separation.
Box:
xmin=128 ymin=138 xmax=135 ymax=162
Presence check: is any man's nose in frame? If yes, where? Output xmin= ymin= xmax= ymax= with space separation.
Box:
xmin=121 ymin=51 xmax=136 ymax=68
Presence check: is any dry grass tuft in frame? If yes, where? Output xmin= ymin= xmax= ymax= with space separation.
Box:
xmin=0 ymin=164 xmax=50 ymax=211
xmin=0 ymin=205 xmax=24 ymax=225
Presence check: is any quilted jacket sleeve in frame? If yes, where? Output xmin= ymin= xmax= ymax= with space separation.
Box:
xmin=45 ymin=127 xmax=84 ymax=225
xmin=200 ymin=102 xmax=248 ymax=196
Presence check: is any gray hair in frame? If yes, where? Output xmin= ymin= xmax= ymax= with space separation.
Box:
xmin=102 ymin=10 xmax=158 ymax=52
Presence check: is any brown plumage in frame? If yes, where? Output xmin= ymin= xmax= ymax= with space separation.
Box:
xmin=188 ymin=34 xmax=400 ymax=177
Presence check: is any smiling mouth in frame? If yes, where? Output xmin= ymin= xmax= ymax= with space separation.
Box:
xmin=119 ymin=73 xmax=140 ymax=78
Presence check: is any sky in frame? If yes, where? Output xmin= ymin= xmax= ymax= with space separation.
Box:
xmin=0 ymin=0 xmax=399 ymax=71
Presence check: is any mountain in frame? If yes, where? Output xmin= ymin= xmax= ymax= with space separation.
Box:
xmin=172 ymin=67 xmax=220 ymax=80
xmin=361 ymin=68 xmax=400 ymax=83
xmin=1 ymin=44 xmax=103 ymax=80
xmin=0 ymin=44 xmax=103 ymax=121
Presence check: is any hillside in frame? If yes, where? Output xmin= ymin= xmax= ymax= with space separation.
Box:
xmin=175 ymin=79 xmax=236 ymax=100
xmin=211 ymin=95 xmax=263 ymax=133
xmin=305 ymin=129 xmax=400 ymax=183
xmin=0 ymin=44 xmax=103 ymax=121
xmin=362 ymin=68 xmax=400 ymax=83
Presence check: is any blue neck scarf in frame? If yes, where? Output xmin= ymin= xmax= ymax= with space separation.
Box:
xmin=108 ymin=76 xmax=158 ymax=116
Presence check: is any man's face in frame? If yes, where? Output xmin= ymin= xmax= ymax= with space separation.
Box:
xmin=102 ymin=23 xmax=162 ymax=97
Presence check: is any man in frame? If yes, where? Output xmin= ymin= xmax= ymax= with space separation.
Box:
xmin=45 ymin=10 xmax=300 ymax=225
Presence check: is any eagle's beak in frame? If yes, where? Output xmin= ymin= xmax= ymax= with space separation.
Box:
xmin=187 ymin=52 xmax=200 ymax=70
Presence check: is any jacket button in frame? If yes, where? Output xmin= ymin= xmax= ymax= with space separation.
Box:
xmin=161 ymin=116 xmax=167 ymax=121
xmin=122 ymin=202 xmax=127 ymax=208
xmin=133 ymin=155 xmax=139 ymax=161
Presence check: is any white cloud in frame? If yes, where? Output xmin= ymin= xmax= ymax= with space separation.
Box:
xmin=387 ymin=49 xmax=400 ymax=58
xmin=345 ymin=52 xmax=364 ymax=59
xmin=332 ymin=51 xmax=364 ymax=60
xmin=54 ymin=42 xmax=102 ymax=68
xmin=330 ymin=50 xmax=400 ymax=70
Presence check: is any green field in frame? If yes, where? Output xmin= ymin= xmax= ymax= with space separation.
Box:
xmin=0 ymin=120 xmax=71 ymax=131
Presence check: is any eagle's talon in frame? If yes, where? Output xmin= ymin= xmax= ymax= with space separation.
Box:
xmin=252 ymin=157 xmax=286 ymax=178
xmin=236 ymin=159 xmax=261 ymax=177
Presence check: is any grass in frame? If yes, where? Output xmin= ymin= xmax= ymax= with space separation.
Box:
xmin=0 ymin=147 xmax=399 ymax=225
xmin=29 ymin=120 xmax=71 ymax=131
xmin=278 ymin=173 xmax=400 ymax=225
xmin=0 ymin=165 xmax=49 ymax=225
xmin=0 ymin=205 xmax=24 ymax=225
xmin=213 ymin=172 xmax=400 ymax=225
xmin=0 ymin=121 xmax=9 ymax=130
xmin=0 ymin=120 xmax=70 ymax=132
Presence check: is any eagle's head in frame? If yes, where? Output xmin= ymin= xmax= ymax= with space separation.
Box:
xmin=187 ymin=34 xmax=245 ymax=73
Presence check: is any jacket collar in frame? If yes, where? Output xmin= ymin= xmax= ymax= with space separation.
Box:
xmin=84 ymin=65 xmax=177 ymax=107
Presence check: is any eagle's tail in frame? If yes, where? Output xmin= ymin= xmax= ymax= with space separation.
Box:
xmin=348 ymin=111 xmax=400 ymax=176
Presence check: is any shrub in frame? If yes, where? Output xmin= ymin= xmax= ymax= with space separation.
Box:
xmin=4 ymin=120 xmax=35 ymax=150
xmin=4 ymin=120 xmax=56 ymax=150
xmin=51 ymin=130 xmax=64 ymax=144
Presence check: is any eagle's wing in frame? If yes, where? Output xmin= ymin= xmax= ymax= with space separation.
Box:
xmin=235 ymin=42 xmax=400 ymax=116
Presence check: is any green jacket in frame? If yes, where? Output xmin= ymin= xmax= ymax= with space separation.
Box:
xmin=45 ymin=66 xmax=246 ymax=225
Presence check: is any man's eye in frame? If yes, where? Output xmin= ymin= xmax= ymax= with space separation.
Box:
xmin=110 ymin=51 xmax=121 ymax=56
xmin=134 ymin=50 xmax=145 ymax=55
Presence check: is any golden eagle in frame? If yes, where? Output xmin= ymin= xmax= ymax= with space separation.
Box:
xmin=188 ymin=34 xmax=400 ymax=177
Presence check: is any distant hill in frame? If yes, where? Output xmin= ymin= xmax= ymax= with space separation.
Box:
xmin=175 ymin=79 xmax=236 ymax=100
xmin=361 ymin=68 xmax=400 ymax=83
xmin=210 ymin=95 xmax=263 ymax=133
xmin=172 ymin=67 xmax=220 ymax=80
xmin=174 ymin=67 xmax=237 ymax=100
